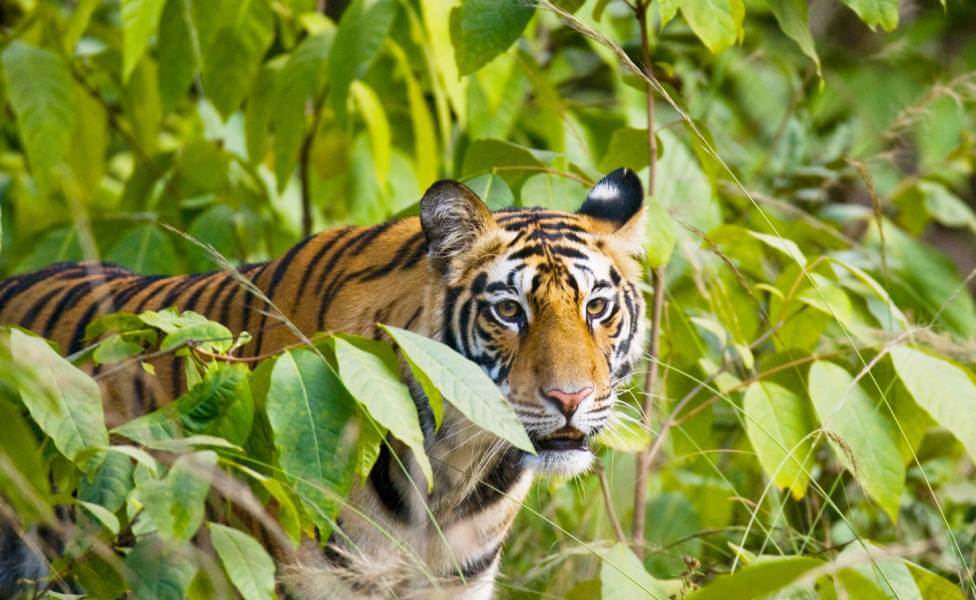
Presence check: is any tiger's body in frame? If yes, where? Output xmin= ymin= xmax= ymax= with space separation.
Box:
xmin=0 ymin=169 xmax=647 ymax=599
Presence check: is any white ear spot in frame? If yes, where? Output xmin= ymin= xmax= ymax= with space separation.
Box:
xmin=588 ymin=180 xmax=620 ymax=202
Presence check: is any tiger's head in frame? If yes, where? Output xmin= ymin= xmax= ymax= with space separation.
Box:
xmin=420 ymin=169 xmax=647 ymax=476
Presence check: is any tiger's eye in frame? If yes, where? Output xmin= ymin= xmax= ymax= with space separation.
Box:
xmin=586 ymin=298 xmax=609 ymax=318
xmin=494 ymin=300 xmax=522 ymax=321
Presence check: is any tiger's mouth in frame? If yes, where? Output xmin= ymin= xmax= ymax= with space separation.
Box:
xmin=533 ymin=426 xmax=587 ymax=452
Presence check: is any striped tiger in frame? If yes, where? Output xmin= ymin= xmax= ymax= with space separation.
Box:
xmin=0 ymin=168 xmax=648 ymax=599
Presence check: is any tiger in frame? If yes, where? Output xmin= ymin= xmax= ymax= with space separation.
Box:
xmin=0 ymin=168 xmax=648 ymax=599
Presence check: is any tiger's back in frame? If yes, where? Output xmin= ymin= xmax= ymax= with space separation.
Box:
xmin=0 ymin=217 xmax=431 ymax=424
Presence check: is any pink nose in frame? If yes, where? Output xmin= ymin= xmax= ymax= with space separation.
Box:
xmin=543 ymin=386 xmax=593 ymax=418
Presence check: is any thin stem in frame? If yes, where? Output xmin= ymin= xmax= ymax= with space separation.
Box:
xmin=597 ymin=461 xmax=627 ymax=544
xmin=631 ymin=0 xmax=664 ymax=560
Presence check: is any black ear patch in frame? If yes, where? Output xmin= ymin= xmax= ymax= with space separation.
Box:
xmin=578 ymin=168 xmax=644 ymax=227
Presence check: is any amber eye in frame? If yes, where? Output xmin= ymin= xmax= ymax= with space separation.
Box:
xmin=493 ymin=299 xmax=522 ymax=322
xmin=586 ymin=297 xmax=609 ymax=318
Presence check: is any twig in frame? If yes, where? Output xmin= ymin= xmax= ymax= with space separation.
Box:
xmin=596 ymin=461 xmax=627 ymax=544
xmin=298 ymin=97 xmax=325 ymax=238
xmin=631 ymin=0 xmax=664 ymax=560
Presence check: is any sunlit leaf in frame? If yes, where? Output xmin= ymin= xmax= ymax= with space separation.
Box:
xmin=743 ymin=381 xmax=815 ymax=499
xmin=687 ymin=556 xmax=824 ymax=599
xmin=327 ymin=0 xmax=397 ymax=123
xmin=450 ymin=0 xmax=534 ymax=75
xmin=121 ymin=0 xmax=167 ymax=81
xmin=135 ymin=451 xmax=216 ymax=542
xmin=680 ymin=0 xmax=745 ymax=53
xmin=841 ymin=0 xmax=899 ymax=31
xmin=600 ymin=543 xmax=671 ymax=599
xmin=208 ymin=523 xmax=276 ymax=600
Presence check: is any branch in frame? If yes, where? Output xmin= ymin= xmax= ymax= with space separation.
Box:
xmin=631 ymin=0 xmax=665 ymax=560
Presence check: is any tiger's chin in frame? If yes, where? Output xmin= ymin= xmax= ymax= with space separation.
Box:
xmin=521 ymin=435 xmax=595 ymax=476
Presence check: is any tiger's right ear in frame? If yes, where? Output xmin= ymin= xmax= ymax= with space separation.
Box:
xmin=420 ymin=180 xmax=494 ymax=269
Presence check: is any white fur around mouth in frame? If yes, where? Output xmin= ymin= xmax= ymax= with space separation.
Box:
xmin=521 ymin=446 xmax=594 ymax=476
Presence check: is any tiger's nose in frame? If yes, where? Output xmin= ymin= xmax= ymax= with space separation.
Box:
xmin=543 ymin=386 xmax=593 ymax=418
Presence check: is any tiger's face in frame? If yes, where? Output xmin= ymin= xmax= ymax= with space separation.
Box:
xmin=421 ymin=169 xmax=647 ymax=476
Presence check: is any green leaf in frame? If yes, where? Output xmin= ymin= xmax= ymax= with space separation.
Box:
xmin=656 ymin=129 xmax=720 ymax=233
xmin=680 ymin=0 xmax=745 ymax=53
xmin=7 ymin=329 xmax=108 ymax=475
xmin=906 ymin=562 xmax=965 ymax=600
xmin=202 ymin=0 xmax=276 ymax=118
xmin=449 ymin=0 xmax=534 ymax=75
xmin=840 ymin=0 xmax=898 ymax=31
xmin=80 ymin=450 xmax=134 ymax=513
xmin=351 ymin=81 xmax=392 ymax=188
xmin=1 ymin=41 xmax=76 ymax=194
xmin=106 ymin=224 xmax=180 ymax=275
xmin=464 ymin=174 xmax=515 ymax=211
xmin=334 ymin=336 xmax=433 ymax=488
xmin=157 ymin=0 xmax=195 ymax=111
xmin=890 ymin=346 xmax=976 ymax=465
xmin=135 ymin=451 xmax=216 ymax=542
xmin=380 ymin=325 xmax=534 ymax=454
xmin=765 ymin=0 xmax=821 ymax=77
xmin=0 ymin=389 xmax=53 ymax=525
xmin=743 ymin=381 xmax=815 ymax=499
xmin=121 ymin=0 xmax=167 ymax=81
xmin=808 ymin=361 xmax=905 ymax=521
xmin=272 ymin=30 xmax=333 ymax=189
xmin=600 ymin=542 xmax=670 ymax=599
xmin=644 ymin=198 xmax=677 ymax=268
xmin=461 ymin=138 xmax=545 ymax=192
xmin=123 ymin=535 xmax=196 ymax=600
xmin=327 ymin=0 xmax=397 ymax=123
xmin=113 ymin=362 xmax=253 ymax=446
xmin=208 ymin=523 xmax=276 ymax=600
xmin=264 ymin=349 xmax=358 ymax=531
xmin=598 ymin=127 xmax=649 ymax=174
xmin=139 ymin=308 xmax=234 ymax=353
xmin=67 ymin=83 xmax=108 ymax=200
xmin=78 ymin=500 xmax=121 ymax=535
xmin=687 ymin=556 xmax=824 ymax=599
xmin=835 ymin=568 xmax=889 ymax=600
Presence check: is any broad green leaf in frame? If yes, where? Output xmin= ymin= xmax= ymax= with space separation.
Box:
xmin=80 ymin=450 xmax=134 ymax=513
xmin=208 ymin=523 xmax=276 ymax=600
xmin=93 ymin=334 xmax=145 ymax=365
xmin=656 ymin=129 xmax=720 ymax=233
xmin=113 ymin=362 xmax=253 ymax=446
xmin=598 ymin=127 xmax=649 ymax=174
xmin=264 ymin=349 xmax=358 ymax=531
xmin=743 ymin=381 xmax=815 ymax=499
xmin=157 ymin=0 xmax=195 ymax=111
xmin=906 ymin=562 xmax=964 ymax=600
xmin=202 ymin=0 xmax=276 ymax=118
xmin=351 ymin=81 xmax=391 ymax=188
xmin=8 ymin=329 xmax=108 ymax=475
xmin=106 ymin=224 xmax=180 ymax=275
xmin=388 ymin=40 xmax=438 ymax=189
xmin=521 ymin=172 xmax=588 ymax=213
xmin=135 ymin=451 xmax=216 ymax=542
xmin=327 ymin=0 xmax=397 ymax=123
xmin=139 ymin=308 xmax=234 ymax=353
xmin=835 ymin=541 xmax=922 ymax=600
xmin=1 ymin=42 xmax=76 ymax=194
xmin=645 ymin=198 xmax=677 ymax=268
xmin=841 ymin=0 xmax=898 ymax=31
xmin=836 ymin=568 xmax=889 ymax=600
xmin=462 ymin=138 xmax=545 ymax=192
xmin=658 ymin=0 xmax=679 ymax=26
xmin=808 ymin=361 xmax=904 ymax=521
xmin=123 ymin=535 xmax=196 ymax=600
xmin=78 ymin=500 xmax=121 ymax=535
xmin=464 ymin=174 xmax=515 ymax=211
xmin=64 ymin=0 xmax=100 ymax=52
xmin=600 ymin=542 xmax=670 ymax=599
xmin=0 ymin=389 xmax=53 ymax=525
xmin=122 ymin=0 xmax=167 ymax=81
xmin=272 ymin=30 xmax=333 ymax=189
xmin=334 ymin=336 xmax=433 ymax=488
xmin=66 ymin=83 xmax=108 ymax=200
xmin=122 ymin=58 xmax=162 ymax=154
xmin=593 ymin=415 xmax=650 ymax=452
xmin=765 ymin=0 xmax=820 ymax=76
xmin=890 ymin=346 xmax=976 ymax=464
xmin=687 ymin=556 xmax=824 ymax=600
xmin=449 ymin=0 xmax=534 ymax=75
xmin=680 ymin=0 xmax=745 ymax=53
xmin=380 ymin=325 xmax=534 ymax=454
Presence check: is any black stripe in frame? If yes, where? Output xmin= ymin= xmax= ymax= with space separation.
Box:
xmin=403 ymin=306 xmax=422 ymax=331
xmin=68 ymin=279 xmax=127 ymax=354
xmin=18 ymin=285 xmax=70 ymax=330
xmin=158 ymin=273 xmax=207 ymax=310
xmin=357 ymin=231 xmax=425 ymax=282
xmin=132 ymin=277 xmax=177 ymax=313
xmin=0 ymin=263 xmax=85 ymax=310
xmin=454 ymin=449 xmax=524 ymax=518
xmin=507 ymin=245 xmax=544 ymax=260
xmin=295 ymin=228 xmax=353 ymax=302
xmin=442 ymin=286 xmax=461 ymax=351
xmin=182 ymin=272 xmax=220 ymax=314
xmin=312 ymin=225 xmax=387 ymax=297
xmin=238 ymin=263 xmax=272 ymax=343
xmin=254 ymin=236 xmax=316 ymax=356
xmin=456 ymin=544 xmax=501 ymax=579
xmin=41 ymin=271 xmax=125 ymax=339
xmin=201 ymin=273 xmax=238 ymax=318
xmin=367 ymin=443 xmax=410 ymax=523
xmin=550 ymin=245 xmax=587 ymax=260
xmin=314 ymin=224 xmax=394 ymax=329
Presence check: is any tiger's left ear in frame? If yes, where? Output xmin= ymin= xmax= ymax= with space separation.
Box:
xmin=578 ymin=168 xmax=646 ymax=251
xmin=420 ymin=179 xmax=495 ymax=271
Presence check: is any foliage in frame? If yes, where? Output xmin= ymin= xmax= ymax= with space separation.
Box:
xmin=1 ymin=0 xmax=976 ymax=598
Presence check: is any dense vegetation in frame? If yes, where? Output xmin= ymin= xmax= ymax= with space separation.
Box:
xmin=1 ymin=0 xmax=975 ymax=598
